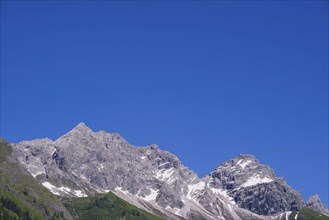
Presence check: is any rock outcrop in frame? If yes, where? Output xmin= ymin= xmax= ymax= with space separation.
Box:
xmin=306 ymin=195 xmax=329 ymax=217
xmin=207 ymin=154 xmax=305 ymax=215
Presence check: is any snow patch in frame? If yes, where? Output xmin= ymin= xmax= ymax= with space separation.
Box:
xmin=174 ymin=208 xmax=181 ymax=216
xmin=25 ymin=165 xmax=45 ymax=179
xmin=41 ymin=181 xmax=87 ymax=197
xmin=98 ymin=163 xmax=105 ymax=170
xmin=189 ymin=182 xmax=205 ymax=191
xmin=165 ymin=206 xmax=182 ymax=217
xmin=42 ymin=182 xmax=60 ymax=195
xmin=285 ymin=211 xmax=292 ymax=220
xmin=155 ymin=168 xmax=176 ymax=184
xmin=236 ymin=159 xmax=252 ymax=169
xmin=276 ymin=212 xmax=284 ymax=219
xmin=187 ymin=182 xmax=205 ymax=203
xmin=210 ymin=187 xmax=236 ymax=205
xmin=239 ymin=160 xmax=251 ymax=169
xmin=51 ymin=148 xmax=57 ymax=156
xmin=31 ymin=172 xmax=43 ymax=178
xmin=141 ymin=156 xmax=147 ymax=160
xmin=143 ymin=188 xmax=158 ymax=202
xmin=294 ymin=212 xmax=299 ymax=220
xmin=58 ymin=186 xmax=71 ymax=192
xmin=240 ymin=174 xmax=273 ymax=188
xmin=115 ymin=187 xmax=129 ymax=195
xmin=158 ymin=162 xmax=170 ymax=167
xmin=73 ymin=190 xmax=88 ymax=197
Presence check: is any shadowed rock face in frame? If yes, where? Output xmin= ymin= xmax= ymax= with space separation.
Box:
xmin=207 ymin=154 xmax=305 ymax=215
xmin=306 ymin=195 xmax=329 ymax=217
xmin=11 ymin=123 xmax=326 ymax=220
xmin=231 ymin=178 xmax=304 ymax=215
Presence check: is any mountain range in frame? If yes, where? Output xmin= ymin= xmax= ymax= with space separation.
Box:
xmin=1 ymin=122 xmax=328 ymax=220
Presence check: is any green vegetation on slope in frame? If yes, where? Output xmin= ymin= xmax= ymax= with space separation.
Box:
xmin=63 ymin=191 xmax=163 ymax=220
xmin=288 ymin=207 xmax=329 ymax=220
xmin=0 ymin=138 xmax=163 ymax=220
xmin=0 ymin=138 xmax=69 ymax=220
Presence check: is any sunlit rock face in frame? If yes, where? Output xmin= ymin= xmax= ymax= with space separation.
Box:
xmin=13 ymin=122 xmax=311 ymax=220
xmin=208 ymin=154 xmax=305 ymax=215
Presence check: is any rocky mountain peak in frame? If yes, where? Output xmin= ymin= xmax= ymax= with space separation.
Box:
xmin=54 ymin=122 xmax=95 ymax=147
xmin=206 ymin=153 xmax=306 ymax=216
xmin=150 ymin=144 xmax=159 ymax=150
xmin=236 ymin=154 xmax=257 ymax=160
xmin=71 ymin=122 xmax=93 ymax=134
xmin=306 ymin=194 xmax=329 ymax=216
xmin=215 ymin=154 xmax=258 ymax=169
xmin=231 ymin=154 xmax=259 ymax=169
xmin=308 ymin=194 xmax=321 ymax=202
xmin=209 ymin=154 xmax=275 ymax=190
xmin=10 ymin=124 xmax=324 ymax=220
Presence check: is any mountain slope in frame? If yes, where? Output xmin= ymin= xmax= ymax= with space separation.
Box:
xmin=0 ymin=137 xmax=164 ymax=220
xmin=206 ymin=154 xmax=305 ymax=215
xmin=288 ymin=207 xmax=329 ymax=220
xmin=63 ymin=191 xmax=163 ymax=220
xmin=306 ymin=195 xmax=329 ymax=217
xmin=13 ymin=123 xmax=264 ymax=219
xmin=0 ymin=138 xmax=72 ymax=220
xmin=10 ymin=123 xmax=329 ymax=220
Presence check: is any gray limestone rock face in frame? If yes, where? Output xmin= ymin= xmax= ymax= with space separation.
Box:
xmin=12 ymin=123 xmax=326 ymax=220
xmin=306 ymin=195 xmax=329 ymax=217
xmin=209 ymin=154 xmax=276 ymax=189
xmin=13 ymin=123 xmax=206 ymax=219
xmin=208 ymin=154 xmax=305 ymax=215
xmin=231 ymin=178 xmax=304 ymax=215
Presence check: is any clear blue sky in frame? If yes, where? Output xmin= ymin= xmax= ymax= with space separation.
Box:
xmin=1 ymin=1 xmax=328 ymax=206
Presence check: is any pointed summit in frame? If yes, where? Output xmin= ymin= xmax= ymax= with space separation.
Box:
xmin=306 ymin=195 xmax=329 ymax=216
xmin=75 ymin=122 xmax=89 ymax=129
xmin=308 ymin=194 xmax=321 ymax=202
xmin=54 ymin=122 xmax=93 ymax=144
xmin=66 ymin=122 xmax=94 ymax=137
xmin=72 ymin=122 xmax=93 ymax=133
xmin=235 ymin=154 xmax=256 ymax=160
xmin=214 ymin=154 xmax=258 ymax=170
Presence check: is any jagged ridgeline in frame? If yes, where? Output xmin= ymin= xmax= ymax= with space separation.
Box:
xmin=1 ymin=123 xmax=329 ymax=220
xmin=0 ymin=138 xmax=163 ymax=220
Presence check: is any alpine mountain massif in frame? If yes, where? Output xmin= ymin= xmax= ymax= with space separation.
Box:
xmin=9 ymin=123 xmax=329 ymax=220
